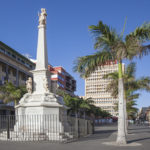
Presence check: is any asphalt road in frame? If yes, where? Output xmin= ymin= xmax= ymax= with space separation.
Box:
xmin=0 ymin=125 xmax=150 ymax=150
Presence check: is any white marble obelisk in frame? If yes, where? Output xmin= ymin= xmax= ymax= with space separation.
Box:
xmin=14 ymin=9 xmax=68 ymax=140
xmin=36 ymin=8 xmax=48 ymax=71
xmin=33 ymin=8 xmax=50 ymax=94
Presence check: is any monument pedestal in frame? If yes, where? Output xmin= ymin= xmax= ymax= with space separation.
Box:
xmin=16 ymin=92 xmax=66 ymax=116
xmin=14 ymin=92 xmax=69 ymax=141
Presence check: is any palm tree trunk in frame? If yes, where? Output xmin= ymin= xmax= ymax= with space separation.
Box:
xmin=123 ymin=73 xmax=128 ymax=135
xmin=124 ymin=98 xmax=128 ymax=135
xmin=123 ymin=89 xmax=128 ymax=135
xmin=116 ymin=62 xmax=127 ymax=145
xmin=126 ymin=109 xmax=129 ymax=134
xmin=15 ymin=100 xmax=17 ymax=106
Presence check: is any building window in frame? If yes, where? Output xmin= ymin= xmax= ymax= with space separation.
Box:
xmin=17 ymin=57 xmax=21 ymax=61
xmin=58 ymin=75 xmax=64 ymax=81
xmin=2 ymin=65 xmax=6 ymax=72
xmin=21 ymin=60 xmax=25 ymax=64
xmin=21 ymin=73 xmax=26 ymax=81
xmin=1 ymin=76 xmax=5 ymax=84
xmin=12 ymin=70 xmax=16 ymax=77
xmin=6 ymin=51 xmax=11 ymax=56
xmin=0 ymin=48 xmax=5 ymax=53
xmin=8 ymin=68 xmax=11 ymax=75
xmin=58 ymin=82 xmax=64 ymax=88
xmin=61 ymin=72 xmax=65 ymax=76
xmin=12 ymin=54 xmax=16 ymax=59
xmin=29 ymin=65 xmax=33 ymax=69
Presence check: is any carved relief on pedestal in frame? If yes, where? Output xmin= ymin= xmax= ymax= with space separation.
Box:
xmin=43 ymin=77 xmax=49 ymax=92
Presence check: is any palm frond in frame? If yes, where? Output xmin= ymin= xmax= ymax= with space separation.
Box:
xmin=106 ymin=80 xmax=118 ymax=98
xmin=89 ymin=21 xmax=120 ymax=50
xmin=103 ymin=71 xmax=118 ymax=79
xmin=73 ymin=51 xmax=115 ymax=77
xmin=127 ymin=93 xmax=140 ymax=101
xmin=125 ymin=22 xmax=150 ymax=59
xmin=0 ymin=82 xmax=27 ymax=104
xmin=125 ymin=62 xmax=136 ymax=78
xmin=137 ymin=77 xmax=150 ymax=92
xmin=127 ymin=100 xmax=138 ymax=114
xmin=126 ymin=22 xmax=150 ymax=42
xmin=104 ymin=62 xmax=150 ymax=100
xmin=103 ymin=72 xmax=118 ymax=98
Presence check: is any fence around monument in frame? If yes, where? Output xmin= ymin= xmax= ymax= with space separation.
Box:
xmin=0 ymin=115 xmax=94 ymax=142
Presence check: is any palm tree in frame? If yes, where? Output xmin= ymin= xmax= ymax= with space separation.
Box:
xmin=126 ymin=100 xmax=138 ymax=120
xmin=60 ymin=92 xmax=89 ymax=118
xmin=62 ymin=93 xmax=81 ymax=117
xmin=0 ymin=82 xmax=27 ymax=105
xmin=57 ymin=90 xmax=111 ymax=119
xmin=104 ymin=62 xmax=150 ymax=97
xmin=105 ymin=62 xmax=150 ymax=134
xmin=74 ymin=21 xmax=150 ymax=144
xmin=79 ymin=98 xmax=93 ymax=119
xmin=114 ymin=93 xmax=139 ymax=119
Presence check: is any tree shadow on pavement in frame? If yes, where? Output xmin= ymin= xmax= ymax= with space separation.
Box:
xmin=128 ymin=127 xmax=149 ymax=131
xmin=78 ymin=129 xmax=117 ymax=142
xmin=128 ymin=126 xmax=150 ymax=134
xmin=129 ymin=130 xmax=150 ymax=134
xmin=128 ymin=137 xmax=150 ymax=144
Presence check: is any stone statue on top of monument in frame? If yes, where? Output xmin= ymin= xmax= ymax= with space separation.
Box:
xmin=38 ymin=8 xmax=47 ymax=25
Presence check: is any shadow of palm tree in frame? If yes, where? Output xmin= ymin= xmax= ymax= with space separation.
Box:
xmin=128 ymin=127 xmax=149 ymax=131
xmin=77 ymin=129 xmax=117 ymax=142
xmin=128 ymin=137 xmax=150 ymax=143
xmin=129 ymin=130 xmax=150 ymax=134
xmin=95 ymin=129 xmax=117 ymax=135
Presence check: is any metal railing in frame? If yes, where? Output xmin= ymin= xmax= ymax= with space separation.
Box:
xmin=0 ymin=115 xmax=94 ymax=142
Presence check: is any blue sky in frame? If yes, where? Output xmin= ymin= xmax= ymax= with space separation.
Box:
xmin=0 ymin=0 xmax=150 ymax=108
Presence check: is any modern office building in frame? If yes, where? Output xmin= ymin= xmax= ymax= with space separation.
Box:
xmin=49 ymin=65 xmax=76 ymax=95
xmin=0 ymin=41 xmax=35 ymax=115
xmin=85 ymin=60 xmax=123 ymax=116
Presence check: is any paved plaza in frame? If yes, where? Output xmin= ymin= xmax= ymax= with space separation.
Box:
xmin=0 ymin=125 xmax=150 ymax=150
